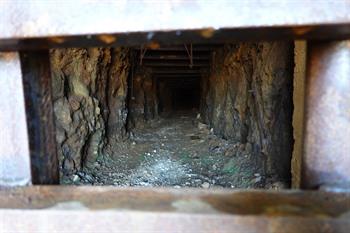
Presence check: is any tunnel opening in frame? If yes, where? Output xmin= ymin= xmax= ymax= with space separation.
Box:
xmin=158 ymin=76 xmax=201 ymax=113
xmin=53 ymin=42 xmax=294 ymax=189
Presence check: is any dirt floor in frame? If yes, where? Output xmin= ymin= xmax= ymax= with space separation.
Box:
xmin=62 ymin=112 xmax=285 ymax=189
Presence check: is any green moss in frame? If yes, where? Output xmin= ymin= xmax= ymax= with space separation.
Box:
xmin=223 ymin=158 xmax=239 ymax=175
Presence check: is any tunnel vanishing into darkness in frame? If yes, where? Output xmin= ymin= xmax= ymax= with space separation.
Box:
xmin=135 ymin=44 xmax=211 ymax=114
xmin=52 ymin=42 xmax=294 ymax=189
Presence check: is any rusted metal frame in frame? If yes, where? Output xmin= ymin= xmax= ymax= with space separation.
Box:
xmin=0 ymin=52 xmax=31 ymax=187
xmin=0 ymin=187 xmax=350 ymax=232
xmin=184 ymin=43 xmax=194 ymax=68
xmin=20 ymin=50 xmax=59 ymax=185
xmin=302 ymin=40 xmax=350 ymax=190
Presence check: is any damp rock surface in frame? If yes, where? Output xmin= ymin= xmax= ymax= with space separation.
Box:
xmin=200 ymin=42 xmax=294 ymax=181
xmin=51 ymin=48 xmax=130 ymax=175
xmin=62 ymin=113 xmax=283 ymax=189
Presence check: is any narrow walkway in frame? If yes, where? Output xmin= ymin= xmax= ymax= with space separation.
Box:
xmin=64 ymin=113 xmax=278 ymax=189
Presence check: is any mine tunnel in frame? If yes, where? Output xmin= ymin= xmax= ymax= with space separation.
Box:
xmin=53 ymin=42 xmax=294 ymax=189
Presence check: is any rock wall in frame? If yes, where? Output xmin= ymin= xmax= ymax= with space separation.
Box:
xmin=201 ymin=42 xmax=294 ymax=181
xmin=128 ymin=67 xmax=158 ymax=129
xmin=50 ymin=47 xmax=130 ymax=175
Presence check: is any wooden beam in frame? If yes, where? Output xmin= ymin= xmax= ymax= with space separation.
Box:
xmin=141 ymin=62 xmax=209 ymax=67
xmin=20 ymin=50 xmax=59 ymax=185
xmin=0 ymin=52 xmax=31 ymax=186
xmin=135 ymin=45 xmax=221 ymax=51
xmin=1 ymin=1 xmax=350 ymax=39
xmin=143 ymin=55 xmax=210 ymax=61
xmin=0 ymin=1 xmax=350 ymax=50
xmin=302 ymin=40 xmax=350 ymax=189
xmin=0 ymin=187 xmax=350 ymax=232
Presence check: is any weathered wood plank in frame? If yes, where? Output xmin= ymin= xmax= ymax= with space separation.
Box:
xmin=20 ymin=51 xmax=59 ymax=184
xmin=0 ymin=1 xmax=350 ymax=50
xmin=1 ymin=210 xmax=349 ymax=233
xmin=0 ymin=53 xmax=31 ymax=186
xmin=1 ymin=0 xmax=350 ymax=39
xmin=0 ymin=187 xmax=349 ymax=233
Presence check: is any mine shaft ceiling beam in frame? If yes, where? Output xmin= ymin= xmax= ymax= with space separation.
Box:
xmin=142 ymin=56 xmax=210 ymax=60
xmin=135 ymin=45 xmax=220 ymax=52
xmin=152 ymin=70 xmax=203 ymax=75
xmin=138 ymin=50 xmax=211 ymax=57
xmin=155 ymin=75 xmax=202 ymax=78
xmin=141 ymin=63 xmax=209 ymax=67
xmin=1 ymin=1 xmax=350 ymax=50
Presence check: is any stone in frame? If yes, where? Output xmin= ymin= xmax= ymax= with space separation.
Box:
xmin=51 ymin=48 xmax=130 ymax=174
xmin=200 ymin=42 xmax=293 ymax=181
xmin=198 ymin=122 xmax=207 ymax=130
xmin=72 ymin=175 xmax=80 ymax=182
xmin=201 ymin=182 xmax=210 ymax=189
xmin=254 ymin=176 xmax=262 ymax=183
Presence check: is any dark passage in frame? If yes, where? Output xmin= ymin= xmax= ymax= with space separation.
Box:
xmin=158 ymin=77 xmax=200 ymax=113
xmin=52 ymin=42 xmax=294 ymax=189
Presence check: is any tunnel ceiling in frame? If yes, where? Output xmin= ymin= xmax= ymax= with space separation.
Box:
xmin=134 ymin=44 xmax=222 ymax=81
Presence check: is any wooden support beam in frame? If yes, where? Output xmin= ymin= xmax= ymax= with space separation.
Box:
xmin=20 ymin=51 xmax=59 ymax=185
xmin=0 ymin=1 xmax=350 ymax=51
xmin=302 ymin=40 xmax=350 ymax=189
xmin=135 ymin=45 xmax=219 ymax=51
xmin=141 ymin=61 xmax=209 ymax=67
xmin=143 ymin=55 xmax=210 ymax=61
xmin=0 ymin=187 xmax=350 ymax=232
xmin=0 ymin=52 xmax=31 ymax=186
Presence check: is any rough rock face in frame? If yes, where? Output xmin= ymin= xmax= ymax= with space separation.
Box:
xmin=128 ymin=67 xmax=158 ymax=128
xmin=201 ymin=42 xmax=294 ymax=181
xmin=50 ymin=48 xmax=130 ymax=175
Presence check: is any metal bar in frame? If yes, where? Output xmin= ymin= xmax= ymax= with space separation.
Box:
xmin=0 ymin=52 xmax=31 ymax=187
xmin=0 ymin=187 xmax=350 ymax=232
xmin=302 ymin=40 xmax=350 ymax=189
xmin=20 ymin=50 xmax=59 ymax=185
